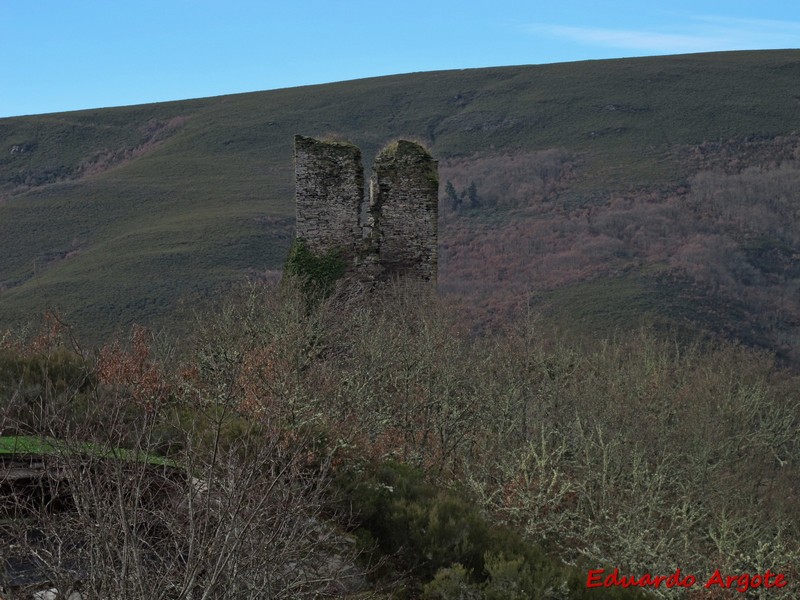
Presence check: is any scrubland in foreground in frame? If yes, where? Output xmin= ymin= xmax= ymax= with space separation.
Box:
xmin=1 ymin=278 xmax=798 ymax=598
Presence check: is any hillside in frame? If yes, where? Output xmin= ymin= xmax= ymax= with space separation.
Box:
xmin=1 ymin=50 xmax=800 ymax=356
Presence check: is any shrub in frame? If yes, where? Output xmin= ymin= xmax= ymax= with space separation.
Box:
xmin=336 ymin=460 xmax=647 ymax=599
xmin=283 ymin=237 xmax=347 ymax=298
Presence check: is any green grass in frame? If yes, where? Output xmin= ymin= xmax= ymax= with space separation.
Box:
xmin=0 ymin=435 xmax=180 ymax=468
xmin=537 ymin=274 xmax=661 ymax=336
xmin=2 ymin=49 xmax=800 ymax=343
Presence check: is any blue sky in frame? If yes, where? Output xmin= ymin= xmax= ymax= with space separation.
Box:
xmin=2 ymin=0 xmax=799 ymax=118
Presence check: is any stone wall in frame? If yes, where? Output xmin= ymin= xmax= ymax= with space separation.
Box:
xmin=293 ymin=135 xmax=438 ymax=283
xmin=294 ymin=135 xmax=363 ymax=259
xmin=369 ymin=141 xmax=438 ymax=281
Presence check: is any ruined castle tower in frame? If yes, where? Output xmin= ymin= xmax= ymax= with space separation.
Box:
xmin=294 ymin=136 xmax=364 ymax=260
xmin=294 ymin=135 xmax=438 ymax=283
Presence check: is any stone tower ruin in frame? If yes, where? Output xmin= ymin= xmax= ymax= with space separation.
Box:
xmin=293 ymin=135 xmax=438 ymax=283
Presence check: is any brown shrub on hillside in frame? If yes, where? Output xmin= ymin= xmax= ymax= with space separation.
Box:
xmin=438 ymin=152 xmax=800 ymax=361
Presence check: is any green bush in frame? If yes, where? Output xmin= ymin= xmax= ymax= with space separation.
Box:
xmin=0 ymin=347 xmax=90 ymax=393
xmin=422 ymin=563 xmax=481 ymax=600
xmin=0 ymin=347 xmax=94 ymax=434
xmin=283 ymin=237 xmax=347 ymax=298
xmin=336 ymin=461 xmax=647 ymax=599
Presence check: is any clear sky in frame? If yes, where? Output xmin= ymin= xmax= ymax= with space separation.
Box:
xmin=2 ymin=0 xmax=799 ymax=118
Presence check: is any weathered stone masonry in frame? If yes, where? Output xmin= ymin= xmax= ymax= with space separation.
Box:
xmin=294 ymin=135 xmax=438 ymax=283
xmin=294 ymin=136 xmax=364 ymax=259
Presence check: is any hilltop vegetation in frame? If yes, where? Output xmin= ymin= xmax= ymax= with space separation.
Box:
xmin=2 ymin=50 xmax=800 ymax=359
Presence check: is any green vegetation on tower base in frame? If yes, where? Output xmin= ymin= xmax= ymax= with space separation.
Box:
xmin=283 ymin=237 xmax=347 ymax=297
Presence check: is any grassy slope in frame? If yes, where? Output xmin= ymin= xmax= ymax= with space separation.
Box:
xmin=0 ymin=435 xmax=179 ymax=467
xmin=1 ymin=50 xmax=799 ymax=344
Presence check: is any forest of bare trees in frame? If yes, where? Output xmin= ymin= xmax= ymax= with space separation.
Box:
xmin=437 ymin=144 xmax=800 ymax=362
xmin=3 ymin=279 xmax=798 ymax=598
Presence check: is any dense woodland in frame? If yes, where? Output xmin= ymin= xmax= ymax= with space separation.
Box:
xmin=438 ymin=134 xmax=800 ymax=364
xmin=2 ymin=277 xmax=798 ymax=598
